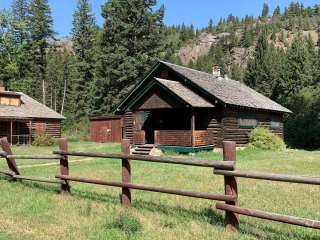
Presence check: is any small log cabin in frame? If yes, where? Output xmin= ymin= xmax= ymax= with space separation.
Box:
xmin=0 ymin=88 xmax=65 ymax=145
xmin=113 ymin=61 xmax=291 ymax=152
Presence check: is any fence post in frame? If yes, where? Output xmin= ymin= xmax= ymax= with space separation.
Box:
xmin=121 ymin=139 xmax=131 ymax=207
xmin=0 ymin=137 xmax=20 ymax=176
xmin=58 ymin=138 xmax=70 ymax=194
xmin=222 ymin=141 xmax=239 ymax=232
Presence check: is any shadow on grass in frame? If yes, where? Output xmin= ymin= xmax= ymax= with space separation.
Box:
xmin=0 ymin=176 xmax=317 ymax=240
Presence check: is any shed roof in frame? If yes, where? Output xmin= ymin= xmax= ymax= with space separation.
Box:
xmin=155 ymin=78 xmax=214 ymax=108
xmin=160 ymin=61 xmax=291 ymax=113
xmin=0 ymin=92 xmax=65 ymax=120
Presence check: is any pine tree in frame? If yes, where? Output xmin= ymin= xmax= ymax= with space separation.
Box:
xmin=283 ymin=36 xmax=313 ymax=97
xmin=71 ymin=0 xmax=96 ymax=119
xmin=10 ymin=0 xmax=34 ymax=94
xmin=11 ymin=0 xmax=29 ymax=44
xmin=208 ymin=19 xmax=213 ymax=32
xmin=244 ymin=32 xmax=287 ymax=100
xmin=91 ymin=0 xmax=165 ymax=115
xmin=0 ymin=10 xmax=19 ymax=89
xmin=28 ymin=0 xmax=55 ymax=104
xmin=261 ymin=3 xmax=269 ymax=19
xmin=273 ymin=6 xmax=281 ymax=17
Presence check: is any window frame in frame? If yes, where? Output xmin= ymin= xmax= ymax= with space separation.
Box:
xmin=238 ymin=112 xmax=258 ymax=129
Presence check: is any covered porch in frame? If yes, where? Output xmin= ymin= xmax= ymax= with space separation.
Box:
xmin=132 ymin=109 xmax=214 ymax=153
xmin=0 ymin=118 xmax=32 ymax=145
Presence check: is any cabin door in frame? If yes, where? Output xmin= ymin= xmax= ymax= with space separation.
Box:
xmin=135 ymin=111 xmax=153 ymax=144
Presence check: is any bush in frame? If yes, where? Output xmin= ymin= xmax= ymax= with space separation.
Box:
xmin=249 ymin=127 xmax=285 ymax=151
xmin=32 ymin=133 xmax=56 ymax=146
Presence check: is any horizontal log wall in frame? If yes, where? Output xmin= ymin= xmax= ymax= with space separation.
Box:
xmin=221 ymin=108 xmax=284 ymax=146
xmin=206 ymin=111 xmax=222 ymax=147
xmin=123 ymin=112 xmax=134 ymax=144
xmin=31 ymin=119 xmax=62 ymax=138
xmin=133 ymin=130 xmax=145 ymax=145
xmin=194 ymin=130 xmax=212 ymax=146
xmin=154 ymin=130 xmax=192 ymax=146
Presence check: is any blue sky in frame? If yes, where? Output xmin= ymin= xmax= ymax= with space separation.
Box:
xmin=1 ymin=0 xmax=319 ymax=37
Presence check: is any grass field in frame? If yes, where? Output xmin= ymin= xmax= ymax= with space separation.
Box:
xmin=0 ymin=141 xmax=319 ymax=240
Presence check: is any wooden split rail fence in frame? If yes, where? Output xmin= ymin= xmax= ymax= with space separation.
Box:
xmin=0 ymin=137 xmax=319 ymax=233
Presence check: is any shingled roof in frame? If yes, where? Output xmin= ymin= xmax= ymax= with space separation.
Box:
xmin=0 ymin=92 xmax=65 ymax=120
xmin=155 ymin=78 xmax=214 ymax=108
xmin=160 ymin=61 xmax=291 ymax=113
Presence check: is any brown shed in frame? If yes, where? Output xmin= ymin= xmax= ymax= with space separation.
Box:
xmin=90 ymin=116 xmax=123 ymax=143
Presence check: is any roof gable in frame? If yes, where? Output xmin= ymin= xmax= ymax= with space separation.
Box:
xmin=116 ymin=60 xmax=291 ymax=114
xmin=128 ymin=78 xmax=214 ymax=110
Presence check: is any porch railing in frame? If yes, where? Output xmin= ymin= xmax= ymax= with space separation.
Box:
xmin=12 ymin=135 xmax=30 ymax=145
xmin=133 ymin=130 xmax=145 ymax=145
xmin=194 ymin=130 xmax=212 ymax=146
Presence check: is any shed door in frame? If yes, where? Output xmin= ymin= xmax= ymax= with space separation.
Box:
xmin=90 ymin=119 xmax=122 ymax=143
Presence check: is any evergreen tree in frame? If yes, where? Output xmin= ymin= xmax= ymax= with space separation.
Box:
xmin=273 ymin=6 xmax=281 ymax=17
xmin=91 ymin=0 xmax=165 ymax=114
xmin=10 ymin=0 xmax=34 ymax=94
xmin=283 ymin=36 xmax=313 ymax=98
xmin=11 ymin=0 xmax=29 ymax=44
xmin=208 ymin=19 xmax=213 ymax=32
xmin=0 ymin=10 xmax=19 ymax=89
xmin=261 ymin=3 xmax=269 ymax=19
xmin=28 ymin=0 xmax=55 ymax=104
xmin=244 ymin=33 xmax=287 ymax=100
xmin=71 ymin=0 xmax=96 ymax=119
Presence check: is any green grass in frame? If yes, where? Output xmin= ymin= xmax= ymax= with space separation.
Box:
xmin=0 ymin=142 xmax=319 ymax=240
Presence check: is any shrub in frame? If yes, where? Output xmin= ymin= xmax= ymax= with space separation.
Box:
xmin=32 ymin=133 xmax=56 ymax=146
xmin=249 ymin=127 xmax=285 ymax=151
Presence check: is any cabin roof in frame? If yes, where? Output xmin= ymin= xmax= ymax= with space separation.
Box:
xmin=154 ymin=78 xmax=214 ymax=108
xmin=159 ymin=61 xmax=291 ymax=113
xmin=0 ymin=92 xmax=65 ymax=120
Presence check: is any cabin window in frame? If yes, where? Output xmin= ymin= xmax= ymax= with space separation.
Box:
xmin=238 ymin=113 xmax=257 ymax=129
xmin=270 ymin=120 xmax=281 ymax=129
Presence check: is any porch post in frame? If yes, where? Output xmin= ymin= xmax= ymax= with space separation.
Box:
xmin=10 ymin=120 xmax=13 ymax=145
xmin=191 ymin=111 xmax=195 ymax=147
xmin=29 ymin=120 xmax=32 ymax=145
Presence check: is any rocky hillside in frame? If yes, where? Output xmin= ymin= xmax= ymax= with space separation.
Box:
xmin=177 ymin=29 xmax=319 ymax=67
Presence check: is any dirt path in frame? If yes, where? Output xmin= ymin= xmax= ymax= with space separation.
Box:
xmin=18 ymin=158 xmax=95 ymax=169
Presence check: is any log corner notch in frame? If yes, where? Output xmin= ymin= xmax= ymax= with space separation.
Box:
xmin=58 ymin=138 xmax=70 ymax=194
xmin=0 ymin=137 xmax=20 ymax=176
xmin=121 ymin=139 xmax=131 ymax=207
xmin=222 ymin=141 xmax=239 ymax=232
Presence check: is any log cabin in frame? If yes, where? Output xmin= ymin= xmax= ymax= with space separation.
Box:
xmin=113 ymin=61 xmax=291 ymax=154
xmin=0 ymin=87 xmax=65 ymax=145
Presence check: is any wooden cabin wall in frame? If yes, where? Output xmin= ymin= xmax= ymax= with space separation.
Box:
xmin=205 ymin=111 xmax=223 ymax=147
xmin=123 ymin=112 xmax=134 ymax=144
xmin=221 ymin=108 xmax=284 ymax=146
xmin=31 ymin=119 xmax=62 ymax=138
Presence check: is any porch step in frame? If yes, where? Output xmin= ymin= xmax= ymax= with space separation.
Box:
xmin=132 ymin=144 xmax=154 ymax=155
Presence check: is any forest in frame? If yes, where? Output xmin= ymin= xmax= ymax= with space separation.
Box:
xmin=0 ymin=0 xmax=319 ymax=149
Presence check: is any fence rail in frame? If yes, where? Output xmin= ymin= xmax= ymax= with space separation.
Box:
xmin=214 ymin=169 xmax=320 ymax=185
xmin=54 ymin=150 xmax=235 ymax=169
xmin=0 ymin=137 xmax=319 ymax=234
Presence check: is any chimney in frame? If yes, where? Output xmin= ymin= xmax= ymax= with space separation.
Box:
xmin=0 ymin=85 xmax=5 ymax=92
xmin=212 ymin=65 xmax=221 ymax=77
